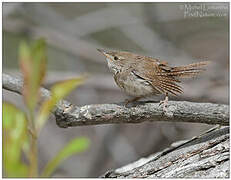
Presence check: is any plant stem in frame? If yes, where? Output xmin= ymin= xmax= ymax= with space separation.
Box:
xmin=28 ymin=110 xmax=38 ymax=177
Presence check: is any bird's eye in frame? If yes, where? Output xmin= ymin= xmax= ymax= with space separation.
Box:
xmin=114 ymin=56 xmax=119 ymax=60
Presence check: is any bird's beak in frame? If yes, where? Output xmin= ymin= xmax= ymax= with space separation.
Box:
xmin=97 ymin=49 xmax=113 ymax=61
xmin=97 ymin=48 xmax=107 ymax=56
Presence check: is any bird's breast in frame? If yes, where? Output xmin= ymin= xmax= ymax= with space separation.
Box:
xmin=114 ymin=71 xmax=155 ymax=97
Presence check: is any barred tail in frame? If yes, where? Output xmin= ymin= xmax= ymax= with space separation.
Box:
xmin=170 ymin=61 xmax=210 ymax=78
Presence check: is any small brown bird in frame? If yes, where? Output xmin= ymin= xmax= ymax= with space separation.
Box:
xmin=97 ymin=49 xmax=209 ymax=111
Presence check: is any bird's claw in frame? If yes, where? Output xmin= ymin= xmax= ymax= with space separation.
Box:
xmin=159 ymin=100 xmax=164 ymax=106
xmin=159 ymin=95 xmax=169 ymax=112
xmin=124 ymin=97 xmax=141 ymax=107
xmin=124 ymin=99 xmax=130 ymax=107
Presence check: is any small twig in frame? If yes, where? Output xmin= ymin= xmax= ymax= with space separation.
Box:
xmin=3 ymin=73 xmax=229 ymax=128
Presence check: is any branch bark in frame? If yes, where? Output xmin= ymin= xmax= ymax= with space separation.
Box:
xmin=3 ymin=73 xmax=229 ymax=128
xmin=101 ymin=126 xmax=229 ymax=178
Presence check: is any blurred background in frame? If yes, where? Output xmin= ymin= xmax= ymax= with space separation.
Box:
xmin=3 ymin=2 xmax=229 ymax=177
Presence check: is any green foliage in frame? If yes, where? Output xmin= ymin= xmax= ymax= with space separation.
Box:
xmin=37 ymin=77 xmax=86 ymax=133
xmin=3 ymin=39 xmax=89 ymax=177
xmin=19 ymin=39 xmax=47 ymax=111
xmin=41 ymin=137 xmax=90 ymax=177
xmin=3 ymin=103 xmax=29 ymax=177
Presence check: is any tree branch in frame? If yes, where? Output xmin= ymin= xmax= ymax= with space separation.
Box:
xmin=101 ymin=126 xmax=229 ymax=178
xmin=3 ymin=73 xmax=229 ymax=128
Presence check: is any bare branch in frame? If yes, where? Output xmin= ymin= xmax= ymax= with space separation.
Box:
xmin=3 ymin=73 xmax=51 ymax=99
xmin=101 ymin=126 xmax=229 ymax=178
xmin=3 ymin=73 xmax=229 ymax=128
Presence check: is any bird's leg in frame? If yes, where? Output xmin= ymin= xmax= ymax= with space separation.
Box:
xmin=125 ymin=97 xmax=141 ymax=106
xmin=159 ymin=93 xmax=169 ymax=112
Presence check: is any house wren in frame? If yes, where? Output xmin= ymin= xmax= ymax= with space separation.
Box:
xmin=97 ymin=49 xmax=209 ymax=111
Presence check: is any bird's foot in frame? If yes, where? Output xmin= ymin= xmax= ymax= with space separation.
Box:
xmin=159 ymin=95 xmax=169 ymax=112
xmin=124 ymin=97 xmax=141 ymax=107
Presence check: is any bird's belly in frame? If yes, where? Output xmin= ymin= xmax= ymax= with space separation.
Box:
xmin=114 ymin=74 xmax=154 ymax=97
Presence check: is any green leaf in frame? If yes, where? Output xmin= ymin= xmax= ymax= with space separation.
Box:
xmin=19 ymin=39 xmax=47 ymax=111
xmin=51 ymin=77 xmax=86 ymax=100
xmin=36 ymin=77 xmax=86 ymax=131
xmin=3 ymin=102 xmax=29 ymax=177
xmin=41 ymin=137 xmax=90 ymax=177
